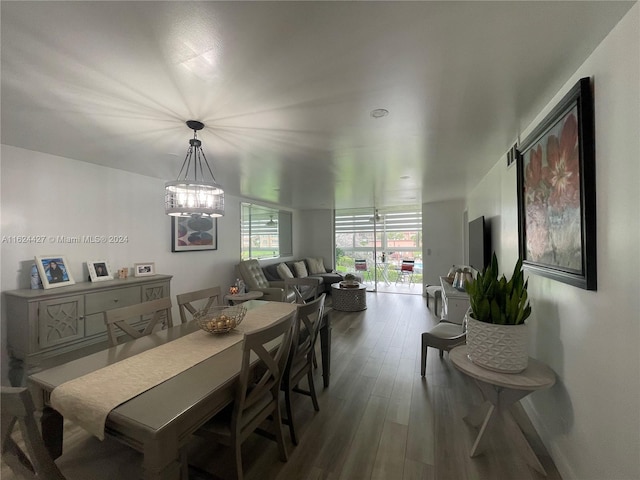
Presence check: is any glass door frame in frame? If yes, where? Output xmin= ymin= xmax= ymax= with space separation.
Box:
xmin=334 ymin=208 xmax=386 ymax=292
xmin=334 ymin=206 xmax=423 ymax=293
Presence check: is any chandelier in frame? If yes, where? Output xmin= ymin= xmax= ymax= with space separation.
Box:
xmin=165 ymin=120 xmax=224 ymax=218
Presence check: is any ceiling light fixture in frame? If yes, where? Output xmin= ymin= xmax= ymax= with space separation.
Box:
xmin=370 ymin=108 xmax=389 ymax=119
xmin=165 ymin=120 xmax=224 ymax=218
xmin=266 ymin=215 xmax=277 ymax=227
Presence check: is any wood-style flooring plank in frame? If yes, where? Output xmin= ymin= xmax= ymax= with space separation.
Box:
xmin=2 ymin=292 xmax=563 ymax=480
xmin=336 ymin=394 xmax=389 ymax=480
xmin=370 ymin=421 xmax=408 ymax=480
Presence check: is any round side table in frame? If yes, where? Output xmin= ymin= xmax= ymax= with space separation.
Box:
xmin=450 ymin=345 xmax=555 ymax=476
xmin=224 ymin=291 xmax=264 ymax=305
xmin=330 ymin=282 xmax=367 ymax=311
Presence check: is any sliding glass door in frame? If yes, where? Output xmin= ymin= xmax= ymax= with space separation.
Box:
xmin=335 ymin=208 xmax=379 ymax=291
xmin=335 ymin=206 xmax=423 ymax=293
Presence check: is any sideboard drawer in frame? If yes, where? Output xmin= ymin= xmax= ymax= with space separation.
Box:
xmin=85 ymin=287 xmax=142 ymax=315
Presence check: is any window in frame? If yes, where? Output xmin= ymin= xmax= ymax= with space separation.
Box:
xmin=240 ymin=203 xmax=292 ymax=260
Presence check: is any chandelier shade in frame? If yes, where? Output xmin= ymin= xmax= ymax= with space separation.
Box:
xmin=165 ymin=120 xmax=225 ymax=218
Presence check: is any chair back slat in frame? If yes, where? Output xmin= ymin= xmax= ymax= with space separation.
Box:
xmin=284 ymin=277 xmax=321 ymax=305
xmin=401 ymin=260 xmax=415 ymax=272
xmin=103 ymin=297 xmax=173 ymax=347
xmin=355 ymin=260 xmax=367 ymax=271
xmin=176 ymin=286 xmax=222 ymax=323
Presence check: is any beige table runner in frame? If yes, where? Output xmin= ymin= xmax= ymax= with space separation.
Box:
xmin=51 ymin=302 xmax=296 ymax=440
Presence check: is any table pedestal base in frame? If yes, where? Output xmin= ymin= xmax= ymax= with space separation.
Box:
xmin=464 ymin=380 xmax=547 ymax=476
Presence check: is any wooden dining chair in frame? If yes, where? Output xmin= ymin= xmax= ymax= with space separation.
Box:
xmin=193 ymin=310 xmax=296 ymax=480
xmin=1 ymin=386 xmax=142 ymax=480
xmin=103 ymin=297 xmax=173 ymax=347
xmin=1 ymin=386 xmax=66 ymax=479
xmin=176 ymin=286 xmax=222 ymax=323
xmin=284 ymin=277 xmax=322 ymax=305
xmin=281 ymin=294 xmax=326 ymax=445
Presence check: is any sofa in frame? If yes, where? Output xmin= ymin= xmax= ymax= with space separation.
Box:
xmin=237 ymin=258 xmax=343 ymax=302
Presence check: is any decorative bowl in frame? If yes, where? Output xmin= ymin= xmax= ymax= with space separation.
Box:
xmin=194 ymin=305 xmax=247 ymax=334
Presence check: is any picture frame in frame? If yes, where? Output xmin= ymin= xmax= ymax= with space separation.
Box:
xmin=134 ymin=262 xmax=156 ymax=277
xmin=171 ymin=216 xmax=217 ymax=252
xmin=87 ymin=260 xmax=114 ymax=282
xmin=516 ymin=77 xmax=597 ymax=290
xmin=35 ymin=255 xmax=76 ymax=289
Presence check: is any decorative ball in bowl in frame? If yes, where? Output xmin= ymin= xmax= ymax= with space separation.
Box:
xmin=194 ymin=305 xmax=247 ymax=334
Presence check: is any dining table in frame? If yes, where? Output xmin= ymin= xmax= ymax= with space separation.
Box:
xmin=28 ymin=299 xmax=332 ymax=480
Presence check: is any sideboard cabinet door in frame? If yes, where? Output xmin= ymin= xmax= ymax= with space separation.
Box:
xmin=142 ymin=282 xmax=169 ymax=301
xmin=37 ymin=296 xmax=85 ymax=349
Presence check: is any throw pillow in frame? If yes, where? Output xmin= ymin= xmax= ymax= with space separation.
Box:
xmin=277 ymin=262 xmax=294 ymax=279
xmin=293 ymin=261 xmax=308 ymax=278
xmin=306 ymin=257 xmax=326 ymax=275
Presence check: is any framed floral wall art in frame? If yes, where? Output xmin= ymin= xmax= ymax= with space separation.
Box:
xmin=517 ymin=77 xmax=597 ymax=290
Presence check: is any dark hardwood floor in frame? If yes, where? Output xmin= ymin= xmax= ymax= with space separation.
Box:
xmin=2 ymin=293 xmax=562 ymax=480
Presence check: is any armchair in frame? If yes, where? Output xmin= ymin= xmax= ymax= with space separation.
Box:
xmin=237 ymin=259 xmax=295 ymax=302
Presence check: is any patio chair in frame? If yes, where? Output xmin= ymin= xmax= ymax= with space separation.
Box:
xmin=354 ymin=259 xmax=371 ymax=282
xmin=395 ymin=260 xmax=415 ymax=285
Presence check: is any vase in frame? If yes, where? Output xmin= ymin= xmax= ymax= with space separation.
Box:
xmin=466 ymin=315 xmax=528 ymax=373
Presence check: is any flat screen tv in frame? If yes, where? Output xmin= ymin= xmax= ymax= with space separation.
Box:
xmin=468 ymin=216 xmax=491 ymax=272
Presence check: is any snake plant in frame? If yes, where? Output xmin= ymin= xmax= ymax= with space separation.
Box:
xmin=464 ymin=253 xmax=531 ymax=325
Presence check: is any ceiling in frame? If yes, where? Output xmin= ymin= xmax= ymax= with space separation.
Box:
xmin=1 ymin=1 xmax=633 ymax=210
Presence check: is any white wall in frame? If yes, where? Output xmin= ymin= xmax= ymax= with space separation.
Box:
xmin=466 ymin=5 xmax=640 ymax=479
xmin=422 ymin=199 xmax=466 ymax=286
xmin=297 ymin=209 xmax=336 ymax=269
xmin=0 ymin=145 xmax=290 ymax=382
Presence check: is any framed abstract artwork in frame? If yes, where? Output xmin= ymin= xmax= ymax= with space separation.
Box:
xmin=171 ymin=216 xmax=217 ymax=252
xmin=517 ymin=77 xmax=596 ymax=290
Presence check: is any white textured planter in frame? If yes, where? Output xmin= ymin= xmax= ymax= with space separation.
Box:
xmin=466 ymin=315 xmax=528 ymax=373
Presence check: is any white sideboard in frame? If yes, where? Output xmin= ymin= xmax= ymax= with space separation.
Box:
xmin=439 ymin=276 xmax=470 ymax=324
xmin=4 ymin=274 xmax=172 ymax=385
